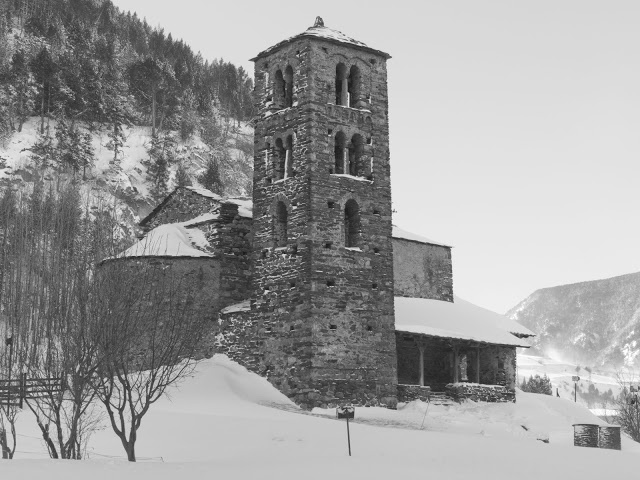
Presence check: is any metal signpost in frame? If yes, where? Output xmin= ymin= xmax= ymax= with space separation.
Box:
xmin=336 ymin=405 xmax=355 ymax=456
xmin=572 ymin=375 xmax=580 ymax=402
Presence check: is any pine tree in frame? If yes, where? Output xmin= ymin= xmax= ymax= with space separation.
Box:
xmin=78 ymin=128 xmax=94 ymax=179
xmin=128 ymin=57 xmax=165 ymax=136
xmin=8 ymin=50 xmax=35 ymax=132
xmin=175 ymin=163 xmax=191 ymax=187
xmin=521 ymin=374 xmax=552 ymax=395
xmin=30 ymin=46 xmax=58 ymax=134
xmin=146 ymin=131 xmax=176 ymax=200
xmin=26 ymin=125 xmax=55 ymax=172
xmin=197 ymin=155 xmax=223 ymax=195
xmin=55 ymin=118 xmax=94 ymax=178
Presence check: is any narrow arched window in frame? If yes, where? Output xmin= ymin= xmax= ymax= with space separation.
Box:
xmin=285 ymin=135 xmax=293 ymax=178
xmin=274 ymin=201 xmax=288 ymax=247
xmin=335 ymin=63 xmax=348 ymax=105
xmin=264 ymin=71 xmax=271 ymax=103
xmin=344 ymin=199 xmax=360 ymax=248
xmin=348 ymin=134 xmax=364 ymax=177
xmin=275 ymin=138 xmax=285 ymax=180
xmin=348 ymin=65 xmax=361 ymax=108
xmin=334 ymin=131 xmax=346 ymax=174
xmin=284 ymin=65 xmax=294 ymax=108
xmin=274 ymin=69 xmax=285 ymax=108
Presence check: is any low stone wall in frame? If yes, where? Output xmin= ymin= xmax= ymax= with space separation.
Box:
xmin=397 ymin=384 xmax=431 ymax=403
xmin=445 ymin=383 xmax=515 ymax=403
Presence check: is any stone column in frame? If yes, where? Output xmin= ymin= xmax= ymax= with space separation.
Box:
xmin=452 ymin=345 xmax=459 ymax=383
xmin=341 ymin=77 xmax=349 ymax=106
xmin=476 ymin=346 xmax=480 ymax=384
xmin=343 ymin=147 xmax=348 ymax=175
xmin=285 ymin=149 xmax=291 ymax=178
xmin=418 ymin=343 xmax=425 ymax=387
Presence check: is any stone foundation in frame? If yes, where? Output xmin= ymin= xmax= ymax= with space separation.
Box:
xmin=397 ymin=384 xmax=431 ymax=403
xmin=445 ymin=383 xmax=515 ymax=403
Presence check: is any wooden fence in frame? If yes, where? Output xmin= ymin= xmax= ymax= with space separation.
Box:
xmin=0 ymin=375 xmax=64 ymax=407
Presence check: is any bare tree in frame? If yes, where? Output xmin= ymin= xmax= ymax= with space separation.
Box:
xmin=92 ymin=258 xmax=204 ymax=462
xmin=0 ymin=185 xmax=124 ymax=459
xmin=611 ymin=371 xmax=640 ymax=442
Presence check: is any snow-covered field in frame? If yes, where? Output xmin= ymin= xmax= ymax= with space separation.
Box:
xmin=518 ymin=353 xmax=623 ymax=405
xmin=4 ymin=355 xmax=638 ymax=479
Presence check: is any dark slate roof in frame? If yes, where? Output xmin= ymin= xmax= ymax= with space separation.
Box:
xmin=139 ymin=186 xmax=250 ymax=228
xmin=251 ymin=17 xmax=391 ymax=61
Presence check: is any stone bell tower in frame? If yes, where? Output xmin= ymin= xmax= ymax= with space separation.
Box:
xmin=244 ymin=17 xmax=397 ymax=408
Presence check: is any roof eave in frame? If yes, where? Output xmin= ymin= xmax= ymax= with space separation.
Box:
xmin=251 ymin=34 xmax=391 ymax=62
xmin=391 ymin=235 xmax=453 ymax=249
xmin=395 ymin=328 xmax=530 ymax=349
xmin=100 ymin=254 xmax=215 ymax=265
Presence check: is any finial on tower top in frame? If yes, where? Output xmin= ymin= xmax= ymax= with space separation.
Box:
xmin=314 ymin=16 xmax=324 ymax=27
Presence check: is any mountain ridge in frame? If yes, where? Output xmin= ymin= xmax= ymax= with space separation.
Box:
xmin=507 ymin=271 xmax=640 ymax=368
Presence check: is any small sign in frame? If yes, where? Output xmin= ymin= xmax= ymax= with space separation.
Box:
xmin=630 ymin=385 xmax=638 ymax=393
xmin=337 ymin=405 xmax=355 ymax=419
xmin=572 ymin=376 xmax=580 ymax=382
xmin=336 ymin=405 xmax=355 ymax=456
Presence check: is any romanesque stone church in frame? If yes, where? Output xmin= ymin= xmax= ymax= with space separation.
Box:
xmin=109 ymin=18 xmax=534 ymax=409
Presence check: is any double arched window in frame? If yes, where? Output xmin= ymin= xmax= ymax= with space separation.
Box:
xmin=274 ymin=66 xmax=294 ymax=109
xmin=334 ymin=132 xmax=365 ymax=177
xmin=335 ymin=63 xmax=361 ymax=108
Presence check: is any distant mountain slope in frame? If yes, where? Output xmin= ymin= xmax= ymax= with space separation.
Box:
xmin=506 ymin=272 xmax=640 ymax=368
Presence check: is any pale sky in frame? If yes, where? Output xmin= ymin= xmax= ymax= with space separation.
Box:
xmin=111 ymin=0 xmax=640 ymax=314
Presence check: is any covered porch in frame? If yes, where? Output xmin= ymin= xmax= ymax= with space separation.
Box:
xmin=393 ymin=296 xmax=531 ymax=402
xmin=396 ymin=332 xmax=517 ymax=391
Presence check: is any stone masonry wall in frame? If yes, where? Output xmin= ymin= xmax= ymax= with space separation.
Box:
xmin=397 ymin=384 xmax=431 ymax=403
xmin=305 ymin=37 xmax=397 ymax=407
xmin=101 ymin=257 xmax=223 ymax=358
xmin=445 ymin=383 xmax=515 ymax=403
xmin=393 ymin=238 xmax=453 ymax=301
xmin=245 ymin=33 xmax=398 ymax=409
xmin=197 ymin=204 xmax=253 ymax=309
xmin=478 ymin=345 xmax=517 ymax=390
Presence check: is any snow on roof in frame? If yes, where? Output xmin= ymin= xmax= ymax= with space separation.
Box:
xmin=330 ymin=174 xmax=373 ymax=183
xmin=185 ymin=186 xmax=223 ymax=200
xmin=451 ymin=296 xmax=536 ymax=338
xmin=392 ymin=226 xmax=452 ymax=248
xmin=251 ymin=18 xmax=390 ymax=61
xmin=394 ymin=296 xmax=530 ymax=347
xmin=185 ymin=188 xmax=252 ymax=219
xmin=221 ymin=300 xmax=251 ymax=315
xmin=182 ymin=212 xmax=220 ymax=227
xmin=225 ymin=197 xmax=253 ymax=219
xmin=113 ymin=223 xmax=213 ymax=259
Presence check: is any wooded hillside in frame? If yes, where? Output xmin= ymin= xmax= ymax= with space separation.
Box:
xmin=0 ymin=0 xmax=254 ymax=144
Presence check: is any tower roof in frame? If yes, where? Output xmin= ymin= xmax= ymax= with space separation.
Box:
xmin=251 ymin=17 xmax=391 ymax=62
